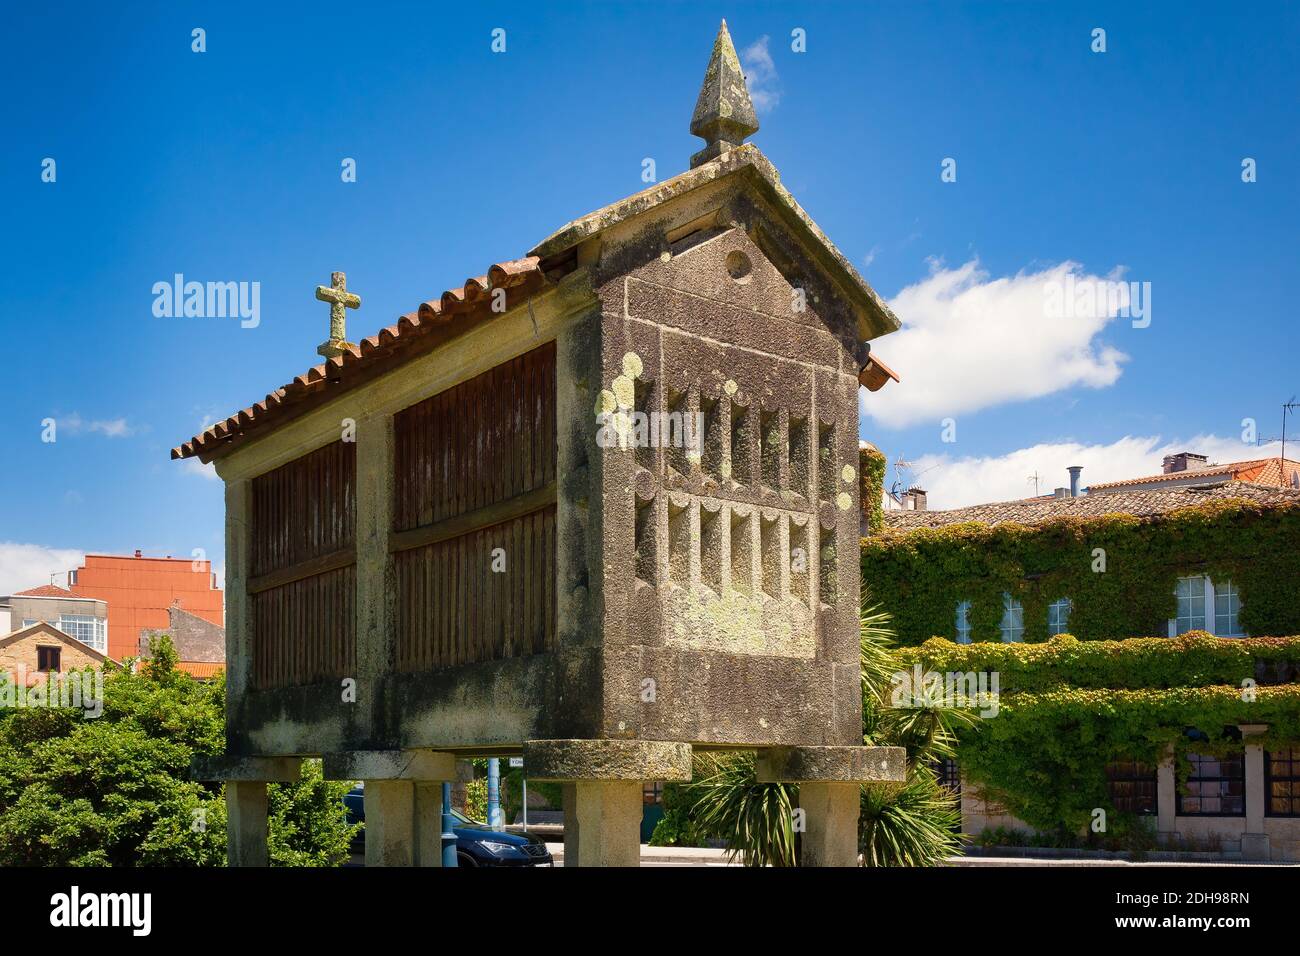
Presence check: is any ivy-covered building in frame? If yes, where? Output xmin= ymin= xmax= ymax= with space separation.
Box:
xmin=860 ymin=461 xmax=1300 ymax=860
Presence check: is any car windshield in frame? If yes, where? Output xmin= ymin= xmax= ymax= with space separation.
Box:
xmin=450 ymin=808 xmax=483 ymax=826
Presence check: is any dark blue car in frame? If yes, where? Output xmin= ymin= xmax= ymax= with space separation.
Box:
xmin=343 ymin=784 xmax=553 ymax=867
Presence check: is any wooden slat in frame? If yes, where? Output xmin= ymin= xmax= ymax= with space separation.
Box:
xmin=388 ymin=482 xmax=556 ymax=555
xmin=247 ymin=547 xmax=355 ymax=595
xmin=393 ymin=506 xmax=557 ymax=671
xmin=249 ymin=439 xmax=356 ymax=689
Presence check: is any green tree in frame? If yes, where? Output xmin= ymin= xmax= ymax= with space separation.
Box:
xmin=0 ymin=635 xmax=356 ymax=866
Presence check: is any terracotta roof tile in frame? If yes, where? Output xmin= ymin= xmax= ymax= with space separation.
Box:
xmin=12 ymin=584 xmax=74 ymax=598
xmin=172 ymin=256 xmax=552 ymax=461
xmin=1088 ymin=457 xmax=1300 ymax=491
xmin=176 ymin=661 xmax=225 ymax=679
xmin=882 ymin=481 xmax=1300 ymax=531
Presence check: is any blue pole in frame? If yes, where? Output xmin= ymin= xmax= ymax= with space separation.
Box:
xmin=441 ymin=781 xmax=458 ymax=867
xmin=487 ymin=757 xmax=502 ymax=830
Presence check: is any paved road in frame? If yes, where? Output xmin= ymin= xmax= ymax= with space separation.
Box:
xmin=543 ymin=844 xmax=1294 ymax=867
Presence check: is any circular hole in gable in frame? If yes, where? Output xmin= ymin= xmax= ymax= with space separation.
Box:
xmin=725 ymin=250 xmax=753 ymax=284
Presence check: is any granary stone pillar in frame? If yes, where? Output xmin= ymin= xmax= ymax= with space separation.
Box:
xmin=756 ymin=745 xmax=906 ymax=867
xmin=323 ymin=749 xmax=456 ymax=867
xmin=524 ymin=739 xmax=693 ymax=867
xmin=354 ymin=414 xmax=396 ymax=736
xmin=226 ymin=782 xmax=270 ymax=867
xmin=363 ymin=781 xmax=416 ymax=867
xmin=191 ymin=755 xmax=302 ymax=867
xmin=1156 ymin=745 xmax=1178 ymax=837
xmin=1238 ymin=723 xmax=1270 ymax=861
xmin=222 ymin=478 xmax=254 ymax=710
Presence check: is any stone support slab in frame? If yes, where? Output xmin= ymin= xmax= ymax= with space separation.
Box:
xmin=523 ymin=739 xmax=692 ymax=781
xmin=525 ymin=740 xmax=692 ymax=868
xmin=755 ymin=745 xmax=905 ymax=783
xmin=323 ymin=749 xmax=456 ymax=782
xmin=754 ymin=745 xmax=903 ymax=869
xmin=192 ymin=754 xmax=302 ymax=783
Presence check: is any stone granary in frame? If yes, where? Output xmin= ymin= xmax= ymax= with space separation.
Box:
xmin=176 ymin=21 xmax=905 ymax=867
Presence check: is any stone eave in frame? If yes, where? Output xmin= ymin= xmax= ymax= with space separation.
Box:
xmin=529 ymin=144 xmax=901 ymax=342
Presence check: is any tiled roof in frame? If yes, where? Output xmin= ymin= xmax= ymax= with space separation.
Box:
xmin=882 ymin=481 xmax=1300 ymax=531
xmin=0 ymin=621 xmax=117 ymax=664
xmin=176 ymin=661 xmax=225 ymax=679
xmin=171 ymin=256 xmax=554 ymax=461
xmin=13 ymin=584 xmax=74 ymax=597
xmin=174 ymin=145 xmax=903 ymax=464
xmin=1088 ymin=457 xmax=1300 ymax=491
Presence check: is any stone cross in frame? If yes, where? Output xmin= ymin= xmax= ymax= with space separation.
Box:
xmin=315 ymin=271 xmax=361 ymax=358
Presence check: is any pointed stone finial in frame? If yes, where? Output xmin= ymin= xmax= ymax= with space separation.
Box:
xmin=315 ymin=271 xmax=361 ymax=358
xmin=690 ymin=20 xmax=759 ymax=169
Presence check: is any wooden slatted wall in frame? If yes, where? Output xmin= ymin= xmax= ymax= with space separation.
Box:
xmin=393 ymin=342 xmax=557 ymax=670
xmin=249 ymin=440 xmax=356 ymax=689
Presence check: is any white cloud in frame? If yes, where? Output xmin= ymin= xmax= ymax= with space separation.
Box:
xmin=895 ymin=436 xmax=1290 ymax=510
xmin=741 ymin=36 xmax=780 ymax=112
xmin=180 ymin=457 xmax=219 ymax=481
xmin=0 ymin=542 xmax=85 ymax=597
xmin=863 ymin=260 xmax=1129 ymax=429
xmin=54 ymin=413 xmax=137 ymax=438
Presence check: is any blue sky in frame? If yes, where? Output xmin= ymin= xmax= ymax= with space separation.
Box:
xmin=2 ymin=1 xmax=1297 ymax=591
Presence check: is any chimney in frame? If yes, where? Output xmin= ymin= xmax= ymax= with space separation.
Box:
xmin=904 ymin=487 xmax=928 ymax=511
xmin=1162 ymin=452 xmax=1208 ymax=474
xmin=134 ymin=549 xmax=142 ymax=558
xmin=1054 ymin=487 xmax=1069 ymax=499
xmin=1067 ymin=465 xmax=1083 ymax=497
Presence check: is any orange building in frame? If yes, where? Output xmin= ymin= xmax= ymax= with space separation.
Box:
xmin=69 ymin=552 xmax=223 ymax=661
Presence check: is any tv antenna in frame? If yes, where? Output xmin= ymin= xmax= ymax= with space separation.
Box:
xmin=1259 ymin=396 xmax=1298 ymax=471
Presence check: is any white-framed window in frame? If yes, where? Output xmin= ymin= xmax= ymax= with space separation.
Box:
xmin=1047 ymin=597 xmax=1073 ymax=635
xmin=1000 ymin=593 xmax=1024 ymax=643
xmin=22 ymin=619 xmax=38 ymax=629
xmin=58 ymin=615 xmax=106 ymax=652
xmin=1170 ymin=575 xmax=1244 ymax=638
xmin=1214 ymin=580 xmax=1243 ymax=637
xmin=1174 ymin=575 xmax=1207 ymax=633
xmin=955 ymin=601 xmax=972 ymax=644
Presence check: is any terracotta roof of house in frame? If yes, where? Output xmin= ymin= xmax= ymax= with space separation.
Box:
xmin=1087 ymin=457 xmax=1300 ymax=491
xmin=881 ymin=481 xmax=1300 ymax=531
xmin=171 ymin=256 xmax=555 ymax=462
xmin=0 ymin=621 xmax=117 ymax=664
xmin=176 ymin=661 xmax=225 ymax=679
xmin=12 ymin=584 xmax=74 ymax=598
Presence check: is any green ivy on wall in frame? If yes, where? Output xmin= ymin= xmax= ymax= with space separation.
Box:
xmin=890 ymin=634 xmax=1300 ymax=834
xmin=951 ymin=683 xmax=1300 ymax=835
xmin=859 ymin=444 xmax=887 ymax=537
xmin=897 ymin=632 xmax=1300 ymax=692
xmin=861 ymin=498 xmax=1300 ymax=646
